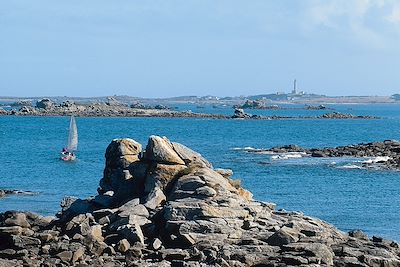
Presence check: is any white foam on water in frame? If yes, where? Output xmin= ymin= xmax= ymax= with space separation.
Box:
xmin=232 ymin=147 xmax=274 ymax=154
xmin=271 ymin=152 xmax=307 ymax=160
xmin=232 ymin=147 xmax=257 ymax=151
xmin=359 ymin=156 xmax=391 ymax=164
xmin=337 ymin=164 xmax=364 ymax=170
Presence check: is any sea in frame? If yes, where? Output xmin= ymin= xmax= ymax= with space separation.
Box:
xmin=1 ymin=103 xmax=400 ymax=241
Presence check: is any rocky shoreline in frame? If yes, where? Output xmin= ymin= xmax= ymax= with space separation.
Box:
xmin=0 ymin=100 xmax=228 ymax=119
xmin=0 ymin=99 xmax=379 ymax=120
xmin=252 ymin=140 xmax=400 ymax=170
xmin=1 ymin=136 xmax=400 ymax=266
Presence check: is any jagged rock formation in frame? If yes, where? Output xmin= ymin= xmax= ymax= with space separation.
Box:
xmin=1 ymin=136 xmax=400 ymax=266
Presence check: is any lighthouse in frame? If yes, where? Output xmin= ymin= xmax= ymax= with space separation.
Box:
xmin=292 ymin=79 xmax=297 ymax=95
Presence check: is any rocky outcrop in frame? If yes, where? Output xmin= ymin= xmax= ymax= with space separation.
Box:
xmin=234 ymin=100 xmax=280 ymax=110
xmin=4 ymin=101 xmax=229 ymax=119
xmin=36 ymin=99 xmax=54 ymax=110
xmin=10 ymin=100 xmax=33 ymax=107
xmin=232 ymin=108 xmax=252 ymax=119
xmin=1 ymin=136 xmax=400 ymax=266
xmin=255 ymin=140 xmax=400 ymax=169
xmin=306 ymin=105 xmax=327 ymax=110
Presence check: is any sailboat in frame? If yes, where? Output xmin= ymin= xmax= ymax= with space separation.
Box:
xmin=60 ymin=116 xmax=78 ymax=161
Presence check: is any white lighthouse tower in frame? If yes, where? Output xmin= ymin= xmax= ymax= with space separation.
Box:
xmin=292 ymin=79 xmax=297 ymax=95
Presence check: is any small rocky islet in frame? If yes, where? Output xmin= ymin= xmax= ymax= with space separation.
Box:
xmin=252 ymin=140 xmax=400 ymax=170
xmin=0 ymin=190 xmax=37 ymax=198
xmin=1 ymin=136 xmax=400 ymax=266
xmin=0 ymin=98 xmax=378 ymax=120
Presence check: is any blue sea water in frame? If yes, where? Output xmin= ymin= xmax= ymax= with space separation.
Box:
xmin=1 ymin=104 xmax=400 ymax=241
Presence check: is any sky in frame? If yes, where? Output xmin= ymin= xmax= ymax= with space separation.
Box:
xmin=1 ymin=0 xmax=400 ymax=97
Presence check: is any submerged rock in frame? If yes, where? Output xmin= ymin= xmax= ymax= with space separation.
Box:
xmin=1 ymin=135 xmax=399 ymax=266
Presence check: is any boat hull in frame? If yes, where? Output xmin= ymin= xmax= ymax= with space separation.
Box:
xmin=60 ymin=155 xmax=76 ymax=161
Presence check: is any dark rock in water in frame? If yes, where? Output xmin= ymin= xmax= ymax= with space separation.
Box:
xmin=1 ymin=135 xmax=400 ymax=266
xmin=0 ymin=189 xmax=37 ymax=198
xmin=232 ymin=108 xmax=251 ymax=118
xmin=234 ymin=99 xmax=280 ymax=110
xmin=36 ymin=98 xmax=54 ymax=110
xmin=307 ymin=104 xmax=327 ymax=110
xmin=311 ymin=151 xmax=327 ymax=157
xmin=318 ymin=112 xmax=377 ymax=119
xmin=154 ymin=104 xmax=169 ymax=110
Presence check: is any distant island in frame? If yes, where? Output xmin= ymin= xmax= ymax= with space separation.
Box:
xmin=0 ymin=97 xmax=379 ymax=120
xmin=0 ymin=92 xmax=399 ymax=108
xmin=0 ymin=80 xmax=394 ymax=119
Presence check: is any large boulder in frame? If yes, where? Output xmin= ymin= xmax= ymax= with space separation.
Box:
xmin=145 ymin=136 xmax=185 ymax=165
xmin=98 ymin=138 xmax=144 ymax=204
xmin=105 ymin=138 xmax=142 ymax=169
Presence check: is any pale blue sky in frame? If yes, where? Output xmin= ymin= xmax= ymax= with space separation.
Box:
xmin=1 ymin=0 xmax=400 ymax=97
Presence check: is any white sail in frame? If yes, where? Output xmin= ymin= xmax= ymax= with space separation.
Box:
xmin=67 ymin=116 xmax=78 ymax=151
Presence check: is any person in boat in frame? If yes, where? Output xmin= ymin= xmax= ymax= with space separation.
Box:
xmin=61 ymin=147 xmax=69 ymax=155
xmin=61 ymin=147 xmax=75 ymax=160
xmin=61 ymin=147 xmax=74 ymax=158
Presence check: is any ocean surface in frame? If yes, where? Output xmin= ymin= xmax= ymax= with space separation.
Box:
xmin=1 ymin=103 xmax=400 ymax=241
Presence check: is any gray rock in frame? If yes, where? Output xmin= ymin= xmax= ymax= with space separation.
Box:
xmin=195 ymin=186 xmax=217 ymax=197
xmin=105 ymin=138 xmax=142 ymax=169
xmin=56 ymin=250 xmax=73 ymax=263
xmin=266 ymin=227 xmax=299 ymax=246
xmin=144 ymin=187 xmax=166 ymax=210
xmin=11 ymin=235 xmax=41 ymax=249
xmin=171 ymin=142 xmax=212 ymax=168
xmin=118 ymin=203 xmax=149 ymax=218
xmin=117 ymin=239 xmax=130 ymax=252
xmin=72 ymin=246 xmax=85 ymax=264
xmin=0 ymin=226 xmax=23 ymax=235
xmin=282 ymin=242 xmax=334 ymax=265
xmin=36 ymin=98 xmax=54 ymax=109
xmin=349 ymin=229 xmax=369 ymax=241
xmin=150 ymin=238 xmax=163 ymax=250
xmin=0 ymin=258 xmax=18 ymax=267
xmin=145 ymin=136 xmax=185 ymax=165
xmin=160 ymin=248 xmax=190 ymax=261
xmin=4 ymin=212 xmax=30 ymax=228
